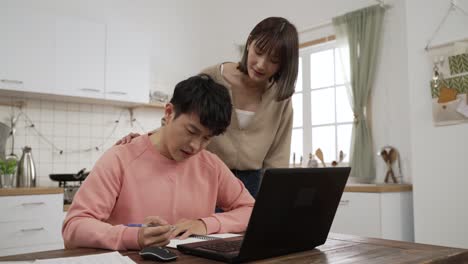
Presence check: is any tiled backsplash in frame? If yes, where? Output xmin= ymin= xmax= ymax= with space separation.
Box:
xmin=0 ymin=98 xmax=164 ymax=187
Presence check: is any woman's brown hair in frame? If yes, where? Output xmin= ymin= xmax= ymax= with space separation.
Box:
xmin=238 ymin=17 xmax=299 ymax=101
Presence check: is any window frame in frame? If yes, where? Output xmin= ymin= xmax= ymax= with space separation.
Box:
xmin=291 ymin=40 xmax=353 ymax=166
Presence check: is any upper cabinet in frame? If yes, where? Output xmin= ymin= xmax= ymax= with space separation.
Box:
xmin=54 ymin=17 xmax=106 ymax=99
xmin=0 ymin=2 xmax=151 ymax=104
xmin=0 ymin=6 xmax=56 ymax=94
xmin=105 ymin=23 xmax=150 ymax=104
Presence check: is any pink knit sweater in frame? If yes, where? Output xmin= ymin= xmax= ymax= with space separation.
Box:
xmin=62 ymin=134 xmax=254 ymax=250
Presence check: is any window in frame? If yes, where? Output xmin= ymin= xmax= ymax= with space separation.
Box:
xmin=291 ymin=41 xmax=353 ymax=165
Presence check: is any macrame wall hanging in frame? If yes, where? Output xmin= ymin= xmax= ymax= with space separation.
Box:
xmin=426 ymin=0 xmax=468 ymax=126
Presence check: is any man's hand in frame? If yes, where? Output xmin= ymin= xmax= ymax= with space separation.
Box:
xmin=137 ymin=216 xmax=175 ymax=248
xmin=170 ymin=219 xmax=208 ymax=239
xmin=115 ymin=132 xmax=141 ymax=145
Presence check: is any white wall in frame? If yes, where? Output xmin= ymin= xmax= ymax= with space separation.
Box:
xmin=195 ymin=0 xmax=378 ymax=67
xmin=404 ymin=0 xmax=468 ymax=248
xmin=371 ymin=0 xmax=412 ymax=183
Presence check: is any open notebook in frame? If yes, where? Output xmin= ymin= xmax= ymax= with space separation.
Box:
xmin=0 ymin=252 xmax=135 ymax=264
xmin=167 ymin=233 xmax=241 ymax=248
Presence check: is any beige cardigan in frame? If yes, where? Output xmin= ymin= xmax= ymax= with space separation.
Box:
xmin=202 ymin=64 xmax=293 ymax=170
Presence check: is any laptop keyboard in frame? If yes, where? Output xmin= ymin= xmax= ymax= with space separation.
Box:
xmin=200 ymin=240 xmax=242 ymax=253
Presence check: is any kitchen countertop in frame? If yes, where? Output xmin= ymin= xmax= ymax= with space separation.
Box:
xmin=344 ymin=183 xmax=412 ymax=193
xmin=1 ymin=185 xmax=412 ymax=196
xmin=0 ymin=187 xmax=64 ymax=196
xmin=0 ymin=187 xmax=71 ymax=212
xmin=62 ymin=184 xmax=413 ymax=212
xmin=11 ymin=184 xmax=411 ymax=212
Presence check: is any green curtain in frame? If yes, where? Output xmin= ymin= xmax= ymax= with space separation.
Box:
xmin=332 ymin=5 xmax=385 ymax=182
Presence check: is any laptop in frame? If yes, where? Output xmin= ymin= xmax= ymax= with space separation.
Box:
xmin=177 ymin=167 xmax=350 ymax=263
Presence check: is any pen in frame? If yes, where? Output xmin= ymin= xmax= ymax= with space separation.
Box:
xmin=125 ymin=223 xmax=176 ymax=229
xmin=125 ymin=224 xmax=153 ymax=228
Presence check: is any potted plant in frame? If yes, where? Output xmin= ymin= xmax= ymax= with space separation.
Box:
xmin=0 ymin=158 xmax=17 ymax=188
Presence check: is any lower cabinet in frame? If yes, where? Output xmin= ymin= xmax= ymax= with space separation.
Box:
xmin=330 ymin=190 xmax=414 ymax=242
xmin=0 ymin=194 xmax=64 ymax=256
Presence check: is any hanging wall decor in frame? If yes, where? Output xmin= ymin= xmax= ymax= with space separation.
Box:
xmin=425 ymin=0 xmax=468 ymax=126
xmin=429 ymin=42 xmax=468 ymax=126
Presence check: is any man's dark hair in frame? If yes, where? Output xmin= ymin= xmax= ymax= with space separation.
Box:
xmin=170 ymin=74 xmax=232 ymax=136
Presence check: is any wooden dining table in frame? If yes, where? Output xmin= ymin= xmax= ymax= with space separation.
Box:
xmin=1 ymin=233 xmax=467 ymax=263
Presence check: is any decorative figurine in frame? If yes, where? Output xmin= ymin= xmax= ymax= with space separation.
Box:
xmin=378 ymin=146 xmax=400 ymax=183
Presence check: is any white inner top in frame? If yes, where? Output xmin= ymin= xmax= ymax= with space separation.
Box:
xmin=220 ymin=63 xmax=256 ymax=129
xmin=235 ymin=109 xmax=255 ymax=129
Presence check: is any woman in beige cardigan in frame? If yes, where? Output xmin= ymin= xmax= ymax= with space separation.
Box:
xmin=118 ymin=17 xmax=298 ymax=198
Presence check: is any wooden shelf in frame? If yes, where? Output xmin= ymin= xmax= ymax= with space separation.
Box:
xmin=137 ymin=102 xmax=166 ymax=109
xmin=0 ymin=88 xmax=166 ymax=109
xmin=126 ymin=102 xmax=166 ymax=110
xmin=344 ymin=184 xmax=412 ymax=193
xmin=0 ymin=100 xmax=25 ymax=108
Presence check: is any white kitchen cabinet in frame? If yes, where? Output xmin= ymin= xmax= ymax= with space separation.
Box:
xmin=330 ymin=186 xmax=414 ymax=242
xmin=0 ymin=1 xmax=149 ymax=105
xmin=0 ymin=2 xmax=105 ymax=99
xmin=0 ymin=193 xmax=64 ymax=256
xmin=0 ymin=4 xmax=56 ymax=94
xmin=54 ymin=17 xmax=106 ymax=99
xmin=105 ymin=23 xmax=151 ymax=103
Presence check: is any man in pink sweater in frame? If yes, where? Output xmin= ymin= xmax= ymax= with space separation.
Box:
xmin=62 ymin=74 xmax=255 ymax=251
